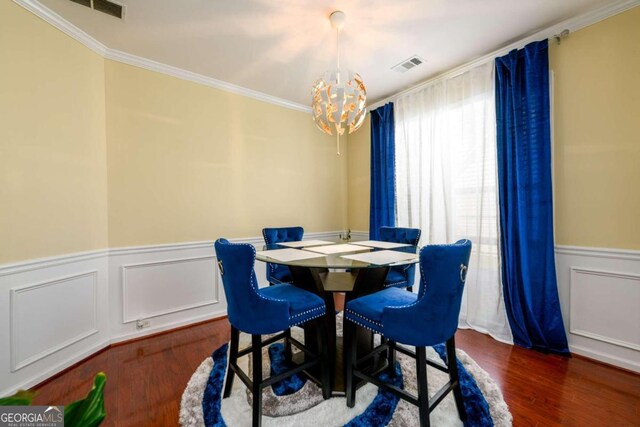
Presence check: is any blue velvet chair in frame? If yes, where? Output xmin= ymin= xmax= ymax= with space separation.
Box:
xmin=262 ymin=226 xmax=304 ymax=286
xmin=344 ymin=239 xmax=472 ymax=427
xmin=215 ymin=238 xmax=330 ymax=427
xmin=379 ymin=226 xmax=421 ymax=291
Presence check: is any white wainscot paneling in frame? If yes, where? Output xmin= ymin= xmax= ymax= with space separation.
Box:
xmin=0 ymin=251 xmax=109 ymax=397
xmin=122 ymin=256 xmax=218 ymax=323
xmin=556 ymin=245 xmax=640 ymax=372
xmin=570 ymin=268 xmax=640 ymax=351
xmin=0 ymin=231 xmax=344 ymax=395
xmin=11 ymin=271 xmax=98 ymax=371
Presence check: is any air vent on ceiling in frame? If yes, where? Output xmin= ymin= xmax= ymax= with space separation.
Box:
xmin=391 ymin=55 xmax=425 ymax=73
xmin=69 ymin=0 xmax=125 ymax=20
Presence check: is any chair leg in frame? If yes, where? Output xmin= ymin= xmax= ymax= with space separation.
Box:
xmin=251 ymin=334 xmax=263 ymax=427
xmin=223 ymin=326 xmax=239 ymax=398
xmin=446 ymin=336 xmax=467 ymax=422
xmin=345 ymin=321 xmax=357 ymax=408
xmin=315 ymin=319 xmax=332 ymax=399
xmin=374 ymin=335 xmax=384 ymax=368
xmin=283 ymin=328 xmax=292 ymax=362
xmin=416 ymin=346 xmax=430 ymax=427
xmin=387 ymin=339 xmax=396 ymax=374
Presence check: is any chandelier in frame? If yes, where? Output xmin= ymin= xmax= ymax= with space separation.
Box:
xmin=311 ymin=11 xmax=367 ymax=155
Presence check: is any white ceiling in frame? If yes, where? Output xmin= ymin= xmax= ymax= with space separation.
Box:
xmin=39 ymin=0 xmax=614 ymax=107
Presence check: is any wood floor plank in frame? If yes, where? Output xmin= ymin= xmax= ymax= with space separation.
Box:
xmin=31 ymin=318 xmax=639 ymax=426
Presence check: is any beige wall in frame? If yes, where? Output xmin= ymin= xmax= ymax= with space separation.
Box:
xmin=105 ymin=61 xmax=348 ymax=247
xmin=0 ymin=2 xmax=108 ymax=263
xmin=347 ymin=8 xmax=640 ymax=250
xmin=3 ymin=1 xmax=637 ymax=264
xmin=550 ymin=6 xmax=640 ymax=250
xmin=347 ymin=115 xmax=371 ymax=233
xmin=1 ymin=1 xmax=348 ymax=262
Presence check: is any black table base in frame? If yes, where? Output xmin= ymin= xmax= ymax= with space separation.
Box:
xmin=289 ymin=266 xmax=390 ymax=394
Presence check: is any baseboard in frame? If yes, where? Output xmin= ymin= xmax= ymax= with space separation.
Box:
xmin=570 ymin=344 xmax=640 ymax=373
xmin=26 ymin=313 xmax=230 ymax=395
xmin=109 ymin=311 xmax=228 ymax=344
xmin=0 ymin=340 xmax=110 ymax=397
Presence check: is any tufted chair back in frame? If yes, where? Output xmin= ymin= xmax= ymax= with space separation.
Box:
xmin=262 ymin=226 xmax=304 ymax=285
xmin=379 ymin=226 xmax=421 ymax=288
xmin=382 ymin=239 xmax=472 ymax=347
xmin=379 ymin=227 xmax=421 ymax=245
xmin=215 ymin=238 xmax=290 ymax=335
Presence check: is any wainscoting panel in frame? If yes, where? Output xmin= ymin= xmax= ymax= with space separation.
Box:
xmin=11 ymin=271 xmax=98 ymax=371
xmin=108 ymin=242 xmax=224 ymax=342
xmin=108 ymin=232 xmax=344 ymax=342
xmin=122 ymin=256 xmax=218 ymax=323
xmin=570 ymin=268 xmax=640 ymax=351
xmin=556 ymin=245 xmax=640 ymax=372
xmin=0 ymin=252 xmax=109 ymax=397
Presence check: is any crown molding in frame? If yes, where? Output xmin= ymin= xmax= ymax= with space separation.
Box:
xmin=12 ymin=0 xmax=311 ymax=114
xmin=369 ymin=0 xmax=640 ymax=110
xmin=104 ymin=49 xmax=311 ymax=113
xmin=13 ymin=0 xmax=108 ymax=55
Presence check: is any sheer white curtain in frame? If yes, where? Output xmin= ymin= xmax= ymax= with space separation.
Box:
xmin=395 ymin=61 xmax=513 ymax=344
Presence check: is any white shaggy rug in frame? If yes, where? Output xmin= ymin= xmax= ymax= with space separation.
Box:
xmin=180 ymin=323 xmax=512 ymax=427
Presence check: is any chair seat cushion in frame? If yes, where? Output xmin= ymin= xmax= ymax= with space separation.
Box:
xmin=345 ymin=288 xmax=417 ymax=333
xmin=384 ymin=268 xmax=409 ymax=288
xmin=260 ymin=284 xmax=325 ymax=326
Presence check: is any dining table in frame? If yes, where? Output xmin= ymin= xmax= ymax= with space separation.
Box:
xmin=255 ymin=240 xmax=419 ymax=395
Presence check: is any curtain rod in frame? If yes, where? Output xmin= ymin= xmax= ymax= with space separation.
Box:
xmin=368 ymin=0 xmax=638 ymax=111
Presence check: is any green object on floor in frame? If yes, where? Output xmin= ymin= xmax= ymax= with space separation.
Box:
xmin=0 ymin=372 xmax=107 ymax=427
xmin=64 ymin=372 xmax=107 ymax=427
xmin=0 ymin=389 xmax=36 ymax=406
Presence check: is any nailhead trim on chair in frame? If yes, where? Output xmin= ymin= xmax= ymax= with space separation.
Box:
xmin=383 ymin=295 xmax=421 ymax=312
xmin=344 ymin=315 xmax=380 ymax=334
xmin=344 ymin=308 xmax=383 ymax=328
xmin=384 ymin=280 xmax=408 ymax=288
xmin=290 ymin=310 xmax=325 ymax=327
xmin=246 ymin=242 xmax=326 ymax=327
xmin=290 ymin=306 xmax=325 ymax=319
xmin=241 ymin=244 xmax=289 ymax=304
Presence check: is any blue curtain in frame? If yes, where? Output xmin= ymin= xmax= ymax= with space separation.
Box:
xmin=369 ymin=103 xmax=396 ymax=240
xmin=495 ymin=40 xmax=569 ymax=354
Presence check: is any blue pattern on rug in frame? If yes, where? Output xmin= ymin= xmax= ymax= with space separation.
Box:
xmin=202 ymin=342 xmax=496 ymax=426
xmin=433 ymin=344 xmax=493 ymax=427
xmin=344 ymin=361 xmax=403 ymax=427
xmin=202 ymin=344 xmax=228 ymax=427
xmin=268 ymin=342 xmax=307 ymax=395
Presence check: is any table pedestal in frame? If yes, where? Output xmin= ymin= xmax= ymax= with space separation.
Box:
xmin=289 ymin=266 xmax=389 ymax=394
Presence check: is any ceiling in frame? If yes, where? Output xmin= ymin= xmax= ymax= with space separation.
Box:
xmin=39 ymin=0 xmax=614 ymax=107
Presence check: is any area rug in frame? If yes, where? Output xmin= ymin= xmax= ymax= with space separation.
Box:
xmin=180 ymin=323 xmax=512 ymax=426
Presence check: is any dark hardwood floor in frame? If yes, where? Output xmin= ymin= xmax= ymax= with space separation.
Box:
xmin=33 ymin=317 xmax=640 ymax=426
